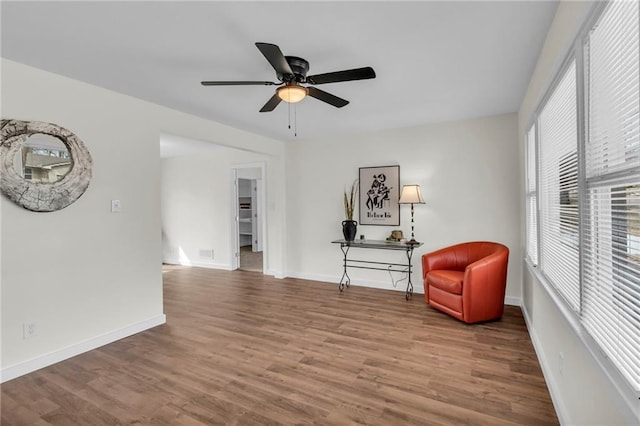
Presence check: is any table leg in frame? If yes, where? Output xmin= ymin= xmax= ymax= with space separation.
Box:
xmin=405 ymin=247 xmax=414 ymax=300
xmin=339 ymin=244 xmax=351 ymax=292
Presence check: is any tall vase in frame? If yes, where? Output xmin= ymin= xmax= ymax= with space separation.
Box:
xmin=342 ymin=220 xmax=357 ymax=242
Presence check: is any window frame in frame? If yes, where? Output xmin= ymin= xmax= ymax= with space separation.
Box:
xmin=537 ymin=57 xmax=581 ymax=312
xmin=525 ymin=124 xmax=538 ymax=266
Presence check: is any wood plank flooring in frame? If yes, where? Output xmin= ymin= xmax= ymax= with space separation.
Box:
xmin=1 ymin=266 xmax=558 ymax=425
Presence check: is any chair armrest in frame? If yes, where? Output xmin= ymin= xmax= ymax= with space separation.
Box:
xmin=462 ymin=250 xmax=509 ymax=322
xmin=422 ymin=248 xmax=461 ymax=281
xmin=464 ymin=250 xmax=509 ymax=291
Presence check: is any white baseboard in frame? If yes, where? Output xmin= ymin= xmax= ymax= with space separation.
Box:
xmin=286 ymin=271 xmax=423 ymax=294
xmin=521 ymin=304 xmax=568 ymax=425
xmin=164 ymin=259 xmax=284 ymax=278
xmin=1 ymin=314 xmax=166 ymax=383
xmin=286 ymin=272 xmax=525 ymax=305
xmin=504 ymin=295 xmax=521 ymax=306
xmin=269 ymin=270 xmax=286 ymax=279
xmin=163 ymin=258 xmax=232 ymax=271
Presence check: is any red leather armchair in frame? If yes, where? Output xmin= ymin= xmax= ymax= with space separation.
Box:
xmin=422 ymin=241 xmax=509 ymax=324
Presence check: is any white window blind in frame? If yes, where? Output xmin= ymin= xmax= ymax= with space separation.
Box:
xmin=538 ymin=60 xmax=580 ymax=311
xmin=526 ymin=125 xmax=538 ymax=265
xmin=582 ymin=0 xmax=640 ymax=391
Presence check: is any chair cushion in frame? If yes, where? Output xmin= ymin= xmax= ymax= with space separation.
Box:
xmin=427 ymin=270 xmax=464 ymax=295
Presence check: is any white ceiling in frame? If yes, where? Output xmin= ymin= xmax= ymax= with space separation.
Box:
xmin=1 ymin=1 xmax=558 ymax=143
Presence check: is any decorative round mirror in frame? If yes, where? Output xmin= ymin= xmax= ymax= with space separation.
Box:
xmin=0 ymin=119 xmax=92 ymax=212
xmin=13 ymin=133 xmax=73 ymax=183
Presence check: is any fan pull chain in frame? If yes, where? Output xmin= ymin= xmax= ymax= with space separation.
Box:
xmin=288 ymin=101 xmax=291 ymax=130
xmin=294 ymin=103 xmax=297 ymax=137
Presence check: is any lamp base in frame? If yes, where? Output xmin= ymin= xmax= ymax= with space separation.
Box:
xmin=406 ymin=238 xmax=420 ymax=245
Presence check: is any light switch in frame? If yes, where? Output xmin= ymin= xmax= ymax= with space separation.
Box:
xmin=111 ymin=199 xmax=122 ymax=213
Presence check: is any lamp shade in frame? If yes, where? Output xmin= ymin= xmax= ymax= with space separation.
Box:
xmin=277 ymin=85 xmax=307 ymax=103
xmin=398 ymin=184 xmax=425 ymax=204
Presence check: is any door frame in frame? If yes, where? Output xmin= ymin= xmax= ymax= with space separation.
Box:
xmin=230 ymin=162 xmax=266 ymax=272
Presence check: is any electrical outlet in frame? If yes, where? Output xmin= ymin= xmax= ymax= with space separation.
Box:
xmin=111 ymin=199 xmax=122 ymax=213
xmin=559 ymin=352 xmax=564 ymax=376
xmin=23 ymin=322 xmax=37 ymax=340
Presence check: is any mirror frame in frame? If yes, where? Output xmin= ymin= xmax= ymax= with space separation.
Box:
xmin=0 ymin=119 xmax=92 ymax=212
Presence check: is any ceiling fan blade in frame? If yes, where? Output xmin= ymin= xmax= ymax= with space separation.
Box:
xmin=259 ymin=93 xmax=282 ymax=112
xmin=255 ymin=42 xmax=294 ymax=77
xmin=307 ymin=87 xmax=349 ymax=108
xmin=307 ymin=67 xmax=376 ymax=85
xmin=201 ymin=81 xmax=278 ymax=86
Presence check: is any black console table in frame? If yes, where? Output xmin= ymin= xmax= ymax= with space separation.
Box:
xmin=331 ymin=239 xmax=423 ymax=300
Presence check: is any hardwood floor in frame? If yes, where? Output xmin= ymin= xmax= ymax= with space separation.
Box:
xmin=1 ymin=267 xmax=558 ymax=425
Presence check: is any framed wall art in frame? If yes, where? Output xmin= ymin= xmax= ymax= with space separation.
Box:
xmin=359 ymin=165 xmax=400 ymax=226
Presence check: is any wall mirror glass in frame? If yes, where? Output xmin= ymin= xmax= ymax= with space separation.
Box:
xmin=1 ymin=119 xmax=92 ymax=212
xmin=13 ymin=134 xmax=73 ymax=183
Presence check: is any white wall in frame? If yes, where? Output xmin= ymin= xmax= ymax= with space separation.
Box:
xmin=518 ymin=2 xmax=639 ymax=424
xmin=1 ymin=59 xmax=286 ymax=380
xmin=286 ymin=113 xmax=521 ymax=302
xmin=237 ymin=168 xmax=261 ymax=180
xmin=161 ymin=148 xmax=278 ymax=273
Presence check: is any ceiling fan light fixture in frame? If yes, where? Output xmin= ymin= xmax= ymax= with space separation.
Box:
xmin=277 ymin=85 xmax=307 ymax=103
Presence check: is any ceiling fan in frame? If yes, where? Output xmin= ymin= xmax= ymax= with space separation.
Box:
xmin=201 ymin=42 xmax=376 ymax=112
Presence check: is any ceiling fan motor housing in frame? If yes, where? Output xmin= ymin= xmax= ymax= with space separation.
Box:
xmin=284 ymin=56 xmax=309 ymax=82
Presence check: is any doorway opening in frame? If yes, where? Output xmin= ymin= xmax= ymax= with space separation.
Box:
xmin=231 ymin=164 xmax=266 ymax=273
